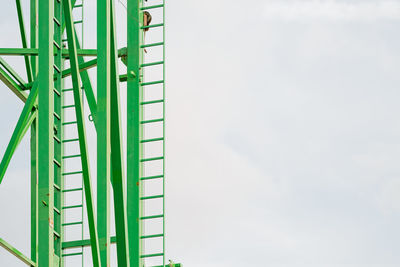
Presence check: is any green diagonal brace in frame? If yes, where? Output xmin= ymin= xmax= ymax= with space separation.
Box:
xmin=0 ymin=66 xmax=28 ymax=102
xmin=0 ymin=80 xmax=38 ymax=184
xmin=0 ymin=238 xmax=36 ymax=266
xmin=110 ymin=0 xmax=130 ymax=265
xmin=62 ymin=0 xmax=101 ymax=266
xmin=0 ymin=56 xmax=27 ymax=88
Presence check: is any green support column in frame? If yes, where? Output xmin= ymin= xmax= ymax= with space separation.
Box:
xmin=97 ymin=0 xmax=111 ymax=265
xmin=110 ymin=0 xmax=130 ymax=265
xmin=127 ymin=0 xmax=142 ymax=266
xmin=30 ymin=0 xmax=38 ymax=262
xmin=30 ymin=116 xmax=38 ymax=263
xmin=37 ymin=0 xmax=55 ymax=266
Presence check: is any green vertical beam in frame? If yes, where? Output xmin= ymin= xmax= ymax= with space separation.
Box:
xmin=31 ymin=116 xmax=38 ymax=263
xmin=97 ymin=0 xmax=111 ymax=265
xmin=62 ymin=0 xmax=101 ymax=265
xmin=110 ymin=0 xmax=130 ymax=266
xmin=127 ymin=0 xmax=142 ymax=266
xmin=30 ymin=0 xmax=38 ymax=262
xmin=15 ymin=0 xmax=33 ymax=82
xmin=37 ymin=0 xmax=55 ymax=266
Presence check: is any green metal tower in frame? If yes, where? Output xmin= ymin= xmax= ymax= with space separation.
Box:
xmin=0 ymin=0 xmax=180 ymax=266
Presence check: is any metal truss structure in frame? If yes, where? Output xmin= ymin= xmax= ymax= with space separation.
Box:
xmin=0 ymin=0 xmax=180 ymax=266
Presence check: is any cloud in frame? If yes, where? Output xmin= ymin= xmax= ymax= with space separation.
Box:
xmin=264 ymin=0 xmax=400 ymax=21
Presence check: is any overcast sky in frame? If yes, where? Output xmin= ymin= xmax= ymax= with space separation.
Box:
xmin=2 ymin=0 xmax=400 ymax=266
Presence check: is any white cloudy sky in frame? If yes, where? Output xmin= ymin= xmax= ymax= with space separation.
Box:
xmin=2 ymin=0 xmax=400 ymax=266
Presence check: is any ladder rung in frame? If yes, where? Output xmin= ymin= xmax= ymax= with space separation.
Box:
xmin=63 ymin=187 xmax=83 ymax=193
xmin=54 ymin=88 xmax=61 ymax=96
xmin=74 ymin=20 xmax=83 ymax=24
xmin=62 ymin=170 xmax=83 ymax=176
xmin=140 ymin=194 xmax=164 ymax=200
xmin=141 ymin=61 xmax=164 ymax=67
xmin=140 ymin=4 xmax=164 ymax=10
xmin=63 ymin=204 xmax=83 ymax=210
xmin=140 ymin=156 xmax=164 ymax=162
xmin=141 ymin=42 xmax=164 ymax=48
xmin=74 ymin=4 xmax=83 ymax=8
xmin=53 ymin=159 xmax=61 ymax=167
xmin=54 ymin=207 xmax=61 ymax=215
xmin=141 ymin=23 xmax=164 ymax=30
xmin=140 ymin=214 xmax=164 ymax=220
xmin=54 ymin=135 xmax=61 ymax=143
xmin=140 ymin=253 xmax=164 ymax=258
xmin=62 ymin=104 xmax=75 ymax=109
xmin=63 ymin=121 xmax=77 ymax=125
xmin=62 ymin=88 xmax=73 ymax=92
xmin=53 ymin=17 xmax=61 ymax=26
xmin=53 ymin=64 xmax=61 ymax=73
xmin=141 ymin=80 xmax=164 ymax=86
xmin=53 ymin=41 xmax=61 ymax=50
xmin=62 ymin=221 xmax=83 ymax=226
xmin=62 ymin=154 xmax=81 ymax=159
xmin=54 ymin=230 xmax=61 ymax=238
xmin=140 ymin=175 xmax=164 ymax=181
xmin=54 ymin=184 xmax=61 ymax=190
xmin=140 ymin=118 xmax=164 ymax=124
xmin=140 ymin=99 xmax=164 ymax=105
xmin=53 ymin=112 xmax=61 ymax=120
xmin=62 ymin=138 xmax=79 ymax=143
xmin=140 ymin=233 xmax=164 ymax=239
xmin=140 ymin=137 xmax=164 ymax=143
xmin=62 ymin=252 xmax=83 ymax=257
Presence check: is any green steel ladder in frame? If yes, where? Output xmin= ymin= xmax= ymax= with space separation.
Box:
xmin=138 ymin=0 xmax=166 ymax=266
xmin=60 ymin=1 xmax=86 ymax=265
xmin=53 ymin=0 xmax=63 ymax=264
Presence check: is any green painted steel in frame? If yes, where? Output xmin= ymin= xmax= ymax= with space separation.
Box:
xmin=0 ymin=48 xmax=98 ymax=57
xmin=97 ymin=0 xmax=111 ymax=265
xmin=0 ymin=238 xmax=36 ymax=266
xmin=110 ymin=0 xmax=130 ymax=265
xmin=0 ymin=56 xmax=27 ymax=87
xmin=37 ymin=0 xmax=55 ymax=266
xmin=0 ymin=0 xmax=179 ymax=266
xmin=0 ymin=66 xmax=28 ymax=102
xmin=15 ymin=0 xmax=33 ymax=82
xmin=53 ymin=0 xmax=63 ymax=262
xmin=0 ymin=81 xmax=37 ymax=184
xmin=30 ymin=0 xmax=38 ymax=263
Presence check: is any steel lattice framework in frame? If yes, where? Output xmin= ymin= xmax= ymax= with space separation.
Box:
xmin=0 ymin=0 xmax=180 ymax=266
